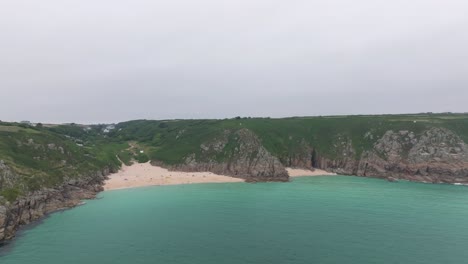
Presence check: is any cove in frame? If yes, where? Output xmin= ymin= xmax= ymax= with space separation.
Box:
xmin=1 ymin=176 xmax=468 ymax=264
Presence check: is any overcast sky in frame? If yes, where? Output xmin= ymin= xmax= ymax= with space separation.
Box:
xmin=1 ymin=0 xmax=467 ymax=123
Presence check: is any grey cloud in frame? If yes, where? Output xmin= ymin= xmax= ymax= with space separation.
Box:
xmin=0 ymin=0 xmax=467 ymax=123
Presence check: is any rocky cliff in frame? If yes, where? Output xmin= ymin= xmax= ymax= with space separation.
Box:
xmin=149 ymin=126 xmax=468 ymax=183
xmin=153 ymin=128 xmax=289 ymax=182
xmin=3 ymin=116 xmax=468 ymax=244
xmin=302 ymin=128 xmax=468 ymax=183
xmin=0 ymin=122 xmax=124 ymax=243
xmin=0 ymin=167 xmax=112 ymax=244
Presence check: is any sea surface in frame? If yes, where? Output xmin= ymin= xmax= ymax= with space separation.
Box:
xmin=2 ymin=176 xmax=468 ymax=264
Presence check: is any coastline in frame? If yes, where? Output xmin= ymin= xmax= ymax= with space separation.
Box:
xmin=286 ymin=167 xmax=337 ymax=177
xmin=2 ymin=164 xmax=336 ymax=244
xmin=0 ymin=168 xmax=110 ymax=243
xmin=104 ymin=163 xmax=337 ymax=191
xmin=104 ymin=162 xmax=244 ymax=191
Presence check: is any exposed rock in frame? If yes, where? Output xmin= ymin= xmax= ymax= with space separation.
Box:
xmin=153 ymin=127 xmax=468 ymax=183
xmin=387 ymin=177 xmax=398 ymax=182
xmin=0 ymin=160 xmax=15 ymax=190
xmin=153 ymin=128 xmax=289 ymax=182
xmin=47 ymin=143 xmax=56 ymax=150
xmin=315 ymin=128 xmax=468 ymax=183
xmin=0 ymin=168 xmax=112 ymax=244
xmin=199 ymin=130 xmax=230 ymax=153
xmin=0 ymin=205 xmax=6 ymax=241
xmin=3 ymin=125 xmax=468 ymax=245
xmin=283 ymin=140 xmax=315 ymax=168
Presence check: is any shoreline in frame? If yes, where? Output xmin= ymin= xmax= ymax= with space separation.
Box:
xmin=286 ymin=167 xmax=337 ymax=177
xmin=104 ymin=163 xmax=337 ymax=191
xmin=103 ymin=162 xmax=244 ymax=191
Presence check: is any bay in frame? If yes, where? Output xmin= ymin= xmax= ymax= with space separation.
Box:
xmin=2 ymin=176 xmax=468 ymax=264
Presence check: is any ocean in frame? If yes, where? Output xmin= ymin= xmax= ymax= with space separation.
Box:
xmin=2 ymin=176 xmax=468 ymax=264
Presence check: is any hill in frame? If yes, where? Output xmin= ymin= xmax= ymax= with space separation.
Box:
xmin=2 ymin=113 xmax=468 ymax=242
xmin=111 ymin=113 xmax=468 ymax=182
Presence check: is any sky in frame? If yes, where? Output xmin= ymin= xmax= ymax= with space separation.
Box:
xmin=1 ymin=0 xmax=467 ymax=124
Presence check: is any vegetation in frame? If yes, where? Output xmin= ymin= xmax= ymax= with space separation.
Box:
xmin=1 ymin=113 xmax=468 ymax=201
xmin=0 ymin=123 xmax=124 ymax=201
xmin=112 ymin=113 xmax=468 ymax=164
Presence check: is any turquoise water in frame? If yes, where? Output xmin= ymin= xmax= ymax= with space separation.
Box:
xmin=2 ymin=176 xmax=468 ymax=264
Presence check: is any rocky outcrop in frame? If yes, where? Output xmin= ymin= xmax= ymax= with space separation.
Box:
xmin=152 ymin=127 xmax=468 ymax=183
xmin=356 ymin=128 xmax=468 ymax=183
xmin=314 ymin=128 xmax=468 ymax=183
xmin=4 ymin=125 xmax=466 ymax=245
xmin=281 ymin=140 xmax=315 ymax=168
xmin=0 ymin=160 xmax=15 ymax=190
xmin=0 ymin=168 xmax=112 ymax=244
xmin=313 ymin=135 xmax=360 ymax=175
xmin=279 ymin=135 xmax=360 ymax=175
xmin=153 ymin=128 xmax=289 ymax=182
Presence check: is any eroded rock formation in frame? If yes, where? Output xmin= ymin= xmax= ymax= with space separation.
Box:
xmin=153 ymin=128 xmax=289 ymax=182
xmin=310 ymin=128 xmax=468 ymax=183
xmin=0 ymin=168 xmax=111 ymax=243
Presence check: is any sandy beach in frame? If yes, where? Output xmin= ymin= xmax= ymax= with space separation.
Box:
xmin=104 ymin=163 xmax=336 ymax=191
xmin=286 ymin=167 xmax=336 ymax=177
xmin=104 ymin=162 xmax=244 ymax=191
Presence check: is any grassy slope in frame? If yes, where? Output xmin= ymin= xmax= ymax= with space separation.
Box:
xmin=0 ymin=123 xmax=125 ymax=201
xmin=112 ymin=113 xmax=468 ymax=165
xmin=2 ymin=113 xmax=468 ymax=201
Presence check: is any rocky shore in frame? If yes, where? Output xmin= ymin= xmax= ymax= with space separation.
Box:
xmin=2 ymin=126 xmax=468 ymax=244
xmin=152 ymin=127 xmax=468 ymax=184
xmin=0 ymin=168 xmax=112 ymax=244
xmin=294 ymin=128 xmax=468 ymax=184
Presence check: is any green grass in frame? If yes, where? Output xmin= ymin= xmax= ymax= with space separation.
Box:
xmin=112 ymin=114 xmax=468 ymax=165
xmin=0 ymin=125 xmax=21 ymax=132
xmin=0 ymin=125 xmax=39 ymax=134
xmin=117 ymin=150 xmax=134 ymax=166
xmin=2 ymin=113 xmax=468 ymax=201
xmin=0 ymin=124 xmax=124 ymax=198
xmin=0 ymin=188 xmax=22 ymax=202
xmin=135 ymin=153 xmax=149 ymax=163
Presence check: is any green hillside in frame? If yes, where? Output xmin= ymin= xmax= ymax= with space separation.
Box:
xmin=0 ymin=122 xmax=123 ymax=202
xmin=111 ymin=113 xmax=468 ymax=165
xmin=2 ymin=113 xmax=468 ymax=202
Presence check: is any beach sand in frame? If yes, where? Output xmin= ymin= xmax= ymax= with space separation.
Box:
xmin=286 ymin=167 xmax=336 ymax=177
xmin=104 ymin=162 xmax=244 ymax=191
xmin=104 ymin=163 xmax=336 ymax=191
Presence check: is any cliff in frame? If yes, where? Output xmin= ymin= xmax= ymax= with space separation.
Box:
xmin=0 ymin=167 xmax=111 ymax=243
xmin=2 ymin=114 xmax=468 ymax=243
xmin=152 ymin=129 xmax=288 ymax=182
xmin=113 ymin=114 xmax=468 ymax=184
xmin=0 ymin=123 xmax=121 ymax=243
xmin=290 ymin=127 xmax=468 ymax=183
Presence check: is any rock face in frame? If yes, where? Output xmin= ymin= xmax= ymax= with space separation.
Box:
xmin=0 ymin=168 xmax=111 ymax=243
xmin=153 ymin=128 xmax=289 ymax=182
xmin=315 ymin=128 xmax=468 ymax=183
xmin=3 ymin=126 xmax=467 ymax=244
xmin=0 ymin=160 xmax=15 ymax=190
xmin=153 ymin=127 xmax=468 ymax=183
xmin=282 ymin=140 xmax=315 ymax=168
